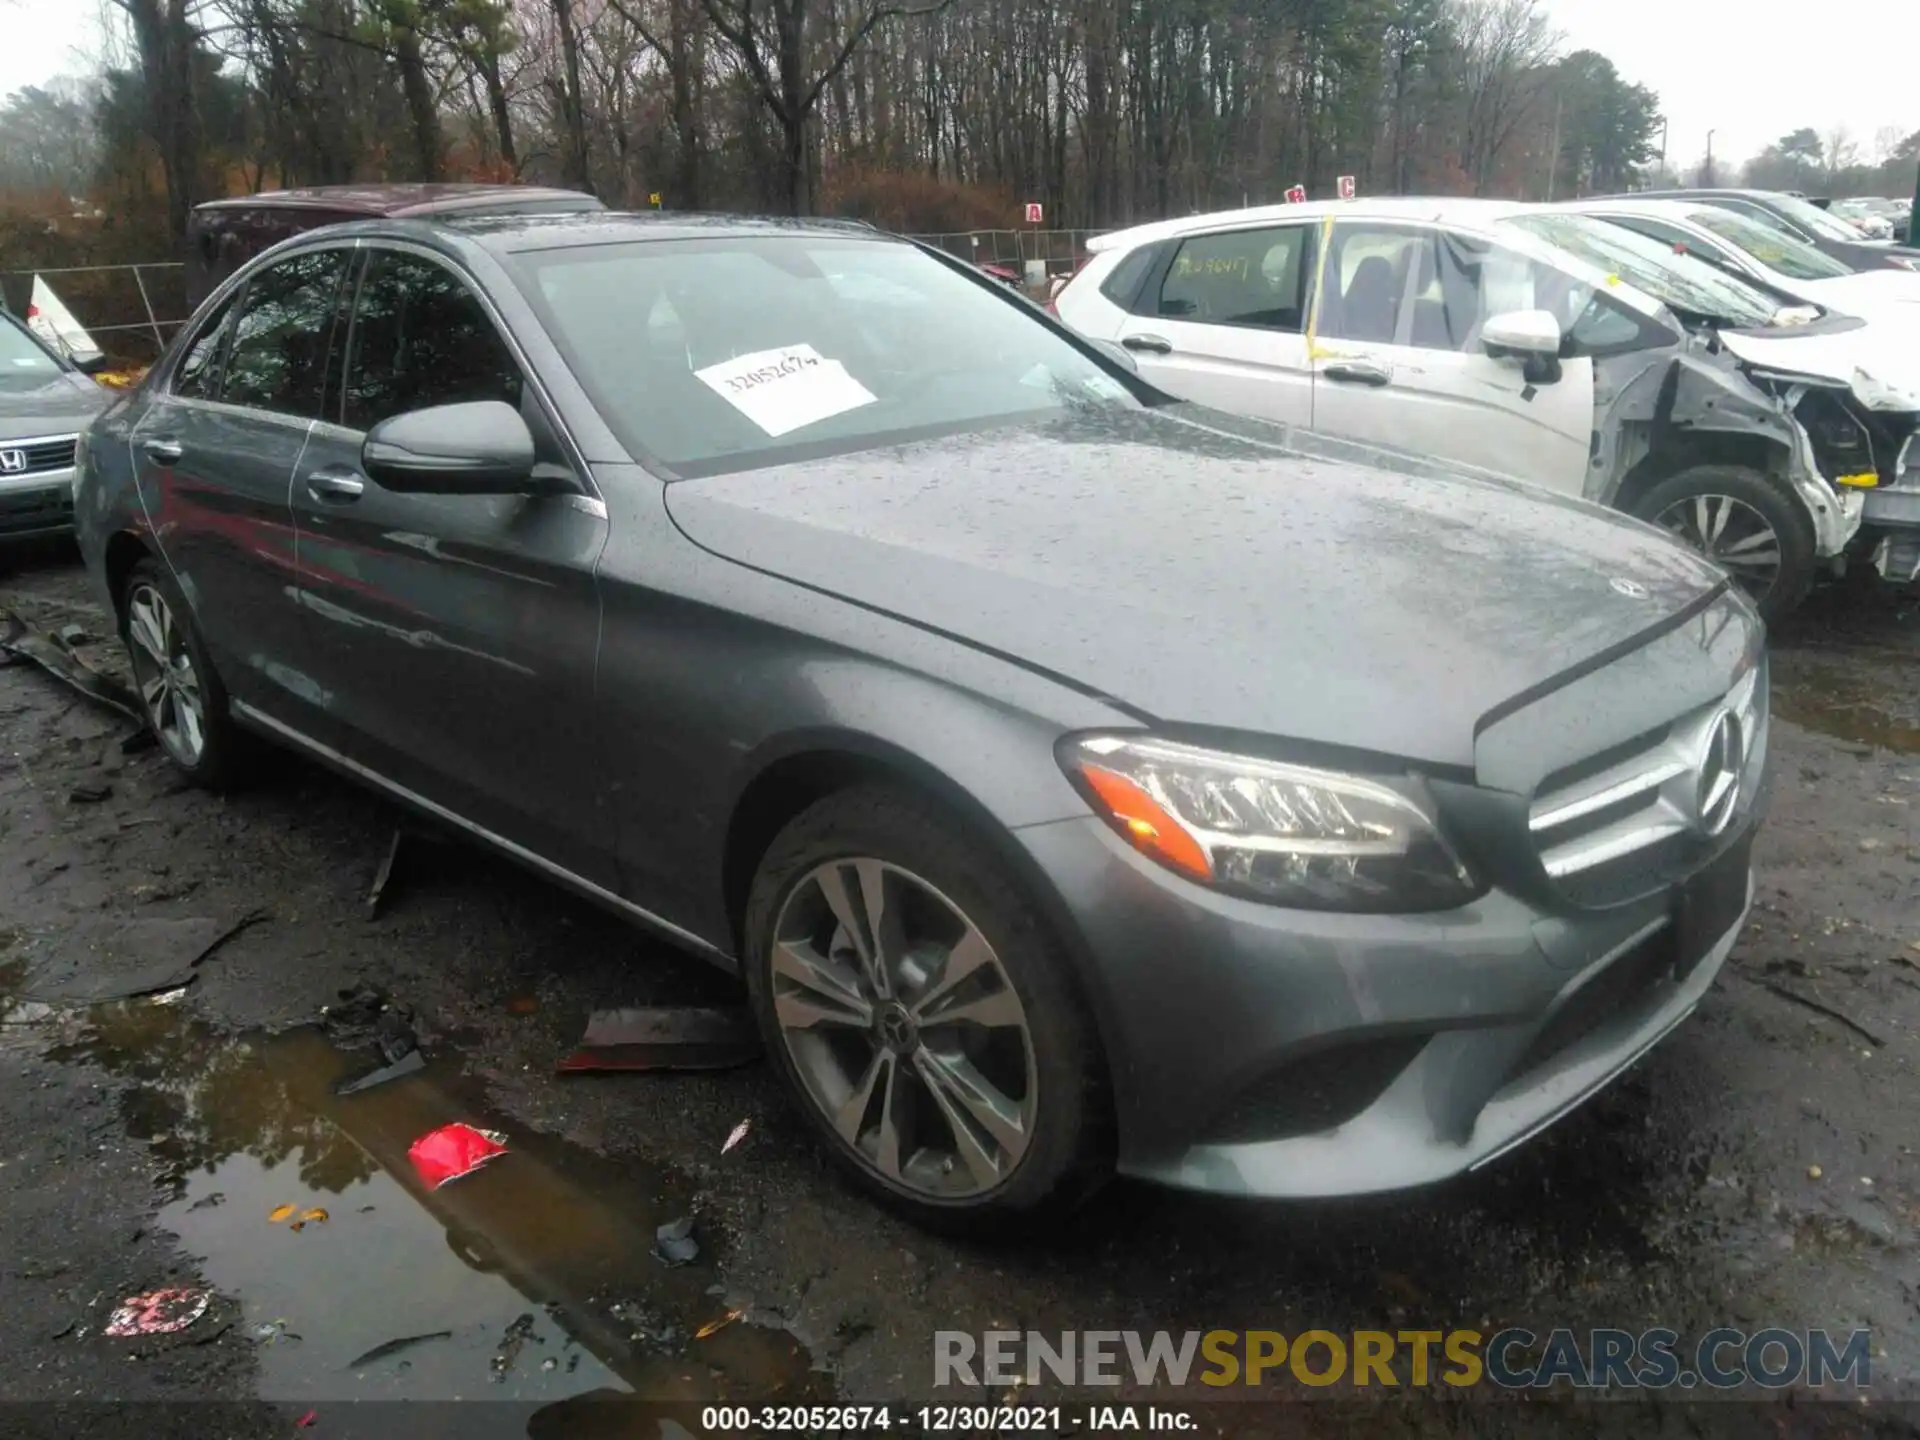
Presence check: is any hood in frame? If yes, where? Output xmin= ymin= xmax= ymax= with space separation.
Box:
xmin=1799 ymin=272 xmax=1920 ymax=316
xmin=0 ymin=368 xmax=110 ymax=437
xmin=662 ymin=407 xmax=1727 ymax=768
xmin=1719 ymin=318 xmax=1920 ymax=411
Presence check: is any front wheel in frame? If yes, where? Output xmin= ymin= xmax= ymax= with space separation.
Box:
xmin=1630 ymin=464 xmax=1816 ymax=623
xmin=743 ymin=786 xmax=1111 ymax=1231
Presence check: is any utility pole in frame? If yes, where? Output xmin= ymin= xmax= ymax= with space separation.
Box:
xmin=1544 ymin=93 xmax=1563 ymax=201
xmin=1703 ymin=129 xmax=1716 ymax=187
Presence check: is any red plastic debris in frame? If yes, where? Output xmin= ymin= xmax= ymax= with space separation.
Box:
xmin=105 ymin=1287 xmax=211 ymax=1336
xmin=407 ymin=1123 xmax=508 ymax=1190
xmin=295 ymin=1410 xmax=317 ymax=1428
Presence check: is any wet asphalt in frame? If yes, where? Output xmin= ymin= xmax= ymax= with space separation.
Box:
xmin=1 ymin=541 xmax=1917 ymax=1438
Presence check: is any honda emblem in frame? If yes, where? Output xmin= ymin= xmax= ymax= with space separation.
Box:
xmin=0 ymin=448 xmax=27 ymax=475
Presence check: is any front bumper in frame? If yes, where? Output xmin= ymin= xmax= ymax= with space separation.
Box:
xmin=1015 ymin=812 xmax=1752 ymax=1197
xmin=0 ymin=467 xmax=77 ymax=539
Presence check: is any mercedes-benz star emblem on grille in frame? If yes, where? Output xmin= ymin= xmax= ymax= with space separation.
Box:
xmin=1694 ymin=709 xmax=1744 ymax=837
xmin=0 ymin=448 xmax=26 ymax=475
xmin=1609 ymin=576 xmax=1649 ymax=599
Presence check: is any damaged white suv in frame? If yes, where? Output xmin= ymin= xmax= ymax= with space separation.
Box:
xmin=1055 ymin=198 xmax=1920 ymax=620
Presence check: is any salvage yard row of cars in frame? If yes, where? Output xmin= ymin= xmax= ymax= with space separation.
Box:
xmin=0 ymin=180 xmax=1906 ymax=1229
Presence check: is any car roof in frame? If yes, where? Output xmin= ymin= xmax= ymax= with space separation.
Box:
xmin=290 ymin=209 xmax=892 ymax=255
xmin=1084 ymin=196 xmax=1542 ymax=251
xmin=192 ymin=182 xmax=600 ymax=217
xmin=1560 ymin=197 xmax=1720 ymax=224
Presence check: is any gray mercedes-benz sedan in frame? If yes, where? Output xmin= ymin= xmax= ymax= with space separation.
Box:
xmin=73 ymin=212 xmax=1768 ymax=1228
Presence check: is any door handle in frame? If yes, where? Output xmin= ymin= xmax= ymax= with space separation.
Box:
xmin=1322 ymin=361 xmax=1391 ymax=387
xmin=305 ymin=467 xmax=366 ymax=503
xmin=143 ymin=437 xmax=183 ymax=463
xmin=1120 ymin=334 xmax=1173 ymax=355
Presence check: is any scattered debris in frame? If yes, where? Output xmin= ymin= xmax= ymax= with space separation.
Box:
xmin=694 ymin=1308 xmax=745 ymax=1340
xmin=13 ymin=911 xmax=261 ymax=1004
xmin=187 ymin=1192 xmax=225 ymax=1212
xmin=1809 ymin=1165 xmax=1824 ymax=1179
xmin=334 ymin=1047 xmax=425 ymax=1096
xmin=104 ymin=1287 xmax=211 ymax=1337
xmin=1752 ymin=979 xmax=1887 ymax=1047
xmin=557 ymin=1005 xmax=762 ymax=1074
xmin=721 ymin=1119 xmax=752 ymax=1155
xmin=0 ymin=606 xmax=144 ymax=722
xmin=295 ymin=1410 xmax=317 ymax=1428
xmin=347 ymin=1330 xmax=452 ymax=1369
xmin=366 ymin=827 xmax=405 ymax=919
xmin=490 ymin=1312 xmax=541 ymax=1382
xmin=407 ymin=1122 xmax=509 ymax=1191
xmin=652 ymin=1216 xmax=700 ymax=1267
xmin=321 ymin=985 xmax=418 ymax=1062
xmin=55 ymin=623 xmax=94 ymax=647
xmin=68 ymin=780 xmax=112 ymax=804
xmin=288 ymin=1208 xmax=329 ymax=1232
xmin=269 ymin=1204 xmax=298 ymax=1223
xmin=253 ymin=1320 xmax=300 ymax=1346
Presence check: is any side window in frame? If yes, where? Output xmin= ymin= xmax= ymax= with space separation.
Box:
xmin=1155 ymin=227 xmax=1310 ymax=331
xmin=1099 ymin=243 xmax=1159 ymax=310
xmin=1421 ymin=231 xmax=1652 ymax=356
xmin=219 ymin=249 xmax=350 ymax=417
xmin=343 ymin=250 xmax=523 ymax=432
xmin=171 ymin=294 xmax=238 ymax=400
xmin=1608 ymin=216 xmax=1692 ymax=251
xmin=1318 ymin=226 xmax=1428 ymax=345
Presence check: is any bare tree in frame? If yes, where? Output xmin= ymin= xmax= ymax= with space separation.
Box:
xmin=1822 ymin=123 xmax=1857 ymax=181
xmin=1452 ymin=0 xmax=1559 ymax=194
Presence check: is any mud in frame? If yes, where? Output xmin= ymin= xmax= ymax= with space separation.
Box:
xmin=2 ymin=542 xmax=1918 ymax=1437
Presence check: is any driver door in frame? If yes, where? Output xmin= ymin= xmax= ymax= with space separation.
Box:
xmin=1309 ymin=222 xmax=1594 ymax=492
xmin=286 ymin=244 xmax=616 ymax=885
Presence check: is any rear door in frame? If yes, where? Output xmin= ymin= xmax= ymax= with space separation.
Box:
xmin=131 ymin=244 xmax=350 ymax=722
xmin=1309 ymin=221 xmax=1594 ymax=492
xmin=286 ymin=243 xmax=616 ymax=886
xmin=1108 ymin=222 xmax=1317 ymax=426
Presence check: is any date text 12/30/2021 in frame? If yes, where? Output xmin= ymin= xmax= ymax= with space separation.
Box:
xmin=701 ymin=1405 xmax=1198 ymax=1432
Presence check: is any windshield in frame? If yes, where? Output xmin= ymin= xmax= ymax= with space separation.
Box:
xmin=511 ymin=237 xmax=1143 ymax=475
xmin=0 ymin=314 xmax=63 ymax=382
xmin=1759 ymin=192 xmax=1867 ymax=242
xmin=1502 ymin=213 xmax=1787 ymax=327
xmin=1685 ymin=208 xmax=1854 ymax=280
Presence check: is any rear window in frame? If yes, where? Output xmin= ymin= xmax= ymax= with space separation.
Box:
xmin=1098 ymin=243 xmax=1160 ymax=310
xmin=511 ymin=237 xmax=1146 ymax=476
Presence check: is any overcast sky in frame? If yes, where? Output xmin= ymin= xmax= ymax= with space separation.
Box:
xmin=1 ymin=0 xmax=1915 ymax=176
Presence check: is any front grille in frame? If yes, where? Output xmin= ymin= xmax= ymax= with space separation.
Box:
xmin=1529 ymin=667 xmax=1764 ymax=903
xmin=0 ymin=434 xmax=79 ymax=477
xmin=0 ymin=484 xmax=75 ymax=534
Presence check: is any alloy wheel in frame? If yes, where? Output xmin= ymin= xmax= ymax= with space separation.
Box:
xmin=770 ymin=858 xmax=1038 ymax=1200
xmin=125 ymin=583 xmax=207 ymax=767
xmin=1653 ymin=493 xmax=1782 ymax=603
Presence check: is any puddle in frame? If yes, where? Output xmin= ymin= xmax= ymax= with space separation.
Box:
xmin=1771 ymin=662 xmax=1920 ymax=754
xmin=45 ymin=1001 xmax=826 ymax=1423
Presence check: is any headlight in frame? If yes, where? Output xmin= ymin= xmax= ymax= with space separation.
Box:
xmin=1061 ymin=735 xmax=1482 ymax=911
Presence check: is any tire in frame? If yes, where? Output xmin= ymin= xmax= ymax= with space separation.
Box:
xmin=743 ymin=785 xmax=1112 ymax=1232
xmin=116 ymin=557 xmax=250 ymax=789
xmin=1628 ymin=464 xmax=1816 ymax=624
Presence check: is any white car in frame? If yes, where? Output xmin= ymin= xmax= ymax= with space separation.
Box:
xmin=1054 ymin=198 xmax=1920 ymax=613
xmin=1556 ymin=197 xmax=1920 ymax=320
xmin=1831 ymin=199 xmax=1895 ymax=240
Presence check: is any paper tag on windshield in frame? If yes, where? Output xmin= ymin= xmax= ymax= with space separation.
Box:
xmin=695 ymin=344 xmax=876 ymax=437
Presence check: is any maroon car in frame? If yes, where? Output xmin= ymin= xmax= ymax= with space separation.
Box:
xmin=185 ymin=182 xmax=604 ymax=307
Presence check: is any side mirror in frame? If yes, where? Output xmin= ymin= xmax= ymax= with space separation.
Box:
xmin=70 ymin=350 xmax=109 ymax=375
xmin=362 ymin=400 xmax=538 ymax=495
xmin=1481 ymin=309 xmax=1564 ymax=386
xmin=1092 ymin=339 xmax=1139 ymax=374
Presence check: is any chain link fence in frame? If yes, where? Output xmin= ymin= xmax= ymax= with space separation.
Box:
xmin=906 ymin=229 xmax=1103 ymax=282
xmin=0 ymin=261 xmax=190 ymax=370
